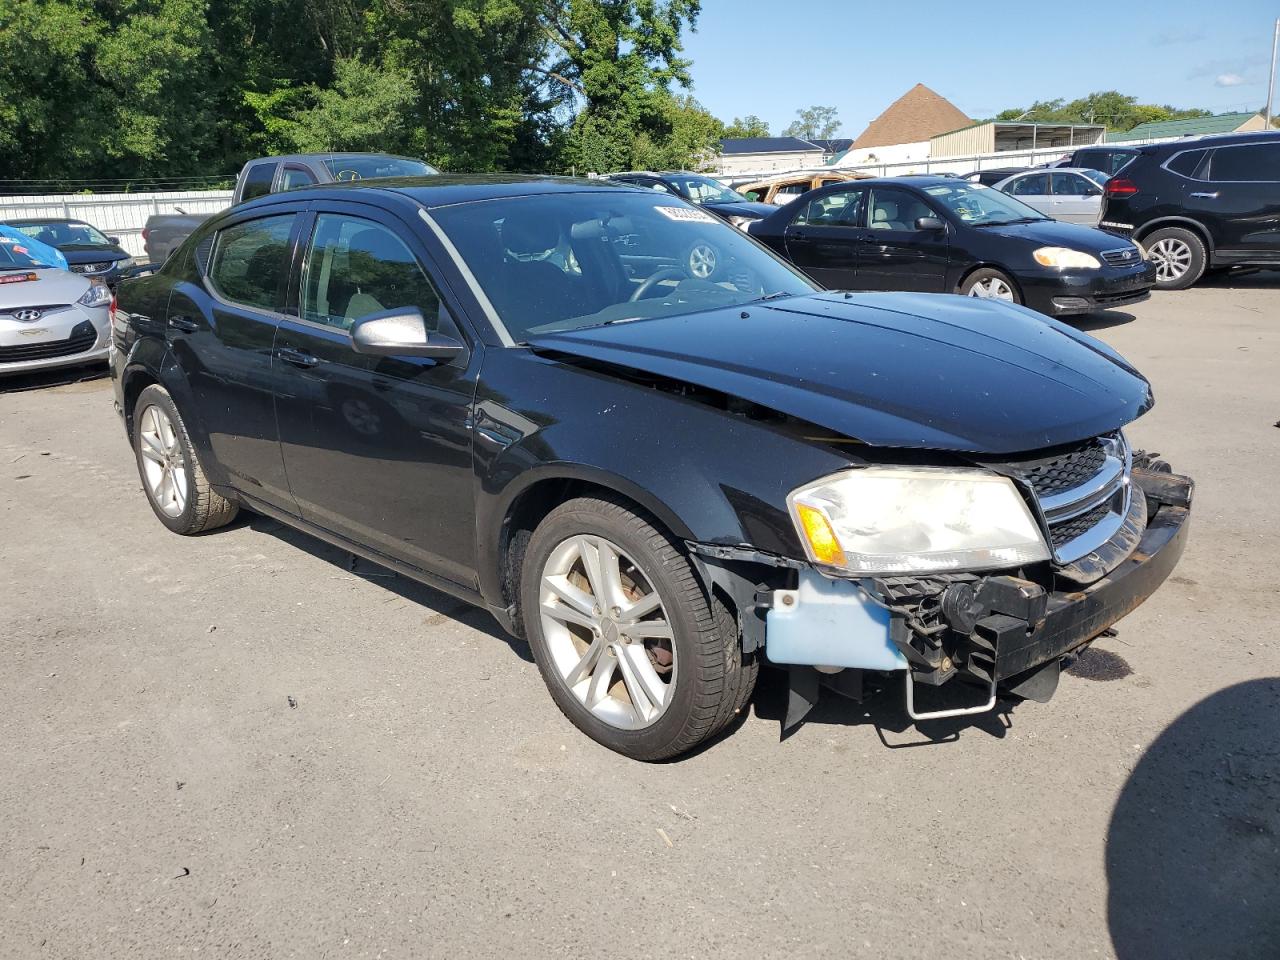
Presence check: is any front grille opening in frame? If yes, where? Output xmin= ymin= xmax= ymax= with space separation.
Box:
xmin=1013 ymin=438 xmax=1108 ymax=499
xmin=0 ymin=321 xmax=97 ymax=363
xmin=1050 ymin=501 xmax=1113 ymax=550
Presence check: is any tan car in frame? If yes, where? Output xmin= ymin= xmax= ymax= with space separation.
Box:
xmin=737 ymin=170 xmax=869 ymax=206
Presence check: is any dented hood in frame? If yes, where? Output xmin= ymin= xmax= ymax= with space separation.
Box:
xmin=526 ymin=292 xmax=1153 ymax=455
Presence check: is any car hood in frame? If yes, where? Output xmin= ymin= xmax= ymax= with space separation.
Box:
xmin=527 ymin=292 xmax=1152 ymax=455
xmin=60 ymin=245 xmax=128 ymax=260
xmin=0 ymin=269 xmax=90 ymax=307
xmin=702 ymin=200 xmax=776 ymax=220
xmin=977 ymin=218 xmax=1130 ymax=253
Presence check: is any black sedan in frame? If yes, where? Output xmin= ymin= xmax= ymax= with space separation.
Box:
xmin=747 ymin=176 xmax=1155 ymax=317
xmin=3 ymin=218 xmax=135 ymax=286
xmin=606 ymin=171 xmax=776 ymax=227
xmin=111 ymin=175 xmax=1191 ymax=760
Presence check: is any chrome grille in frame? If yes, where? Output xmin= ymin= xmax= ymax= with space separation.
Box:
xmin=1101 ymin=248 xmax=1141 ymax=268
xmin=1006 ymin=434 xmax=1132 ymax=564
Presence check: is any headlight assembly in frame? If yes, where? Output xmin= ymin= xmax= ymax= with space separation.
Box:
xmin=77 ymin=283 xmax=112 ymax=308
xmin=1033 ymin=247 xmax=1101 ymax=270
xmin=117 ymin=257 xmax=136 ymax=270
xmin=788 ymin=467 xmax=1050 ymax=575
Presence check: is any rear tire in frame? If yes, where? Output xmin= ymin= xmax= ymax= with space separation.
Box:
xmin=1144 ymin=226 xmax=1206 ymax=290
xmin=521 ymin=496 xmax=754 ymax=760
xmin=959 ymin=268 xmax=1021 ymax=304
xmin=132 ymin=385 xmax=238 ymax=535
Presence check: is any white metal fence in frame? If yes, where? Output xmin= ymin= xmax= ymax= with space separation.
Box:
xmin=0 ymin=190 xmax=231 ymax=259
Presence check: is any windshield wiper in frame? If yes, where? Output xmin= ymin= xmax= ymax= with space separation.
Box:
xmin=976 ymin=217 xmax=1045 ymax=226
xmin=750 ymin=291 xmax=793 ymax=303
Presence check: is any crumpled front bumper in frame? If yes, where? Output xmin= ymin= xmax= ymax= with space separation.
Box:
xmin=961 ymin=467 xmax=1191 ymax=684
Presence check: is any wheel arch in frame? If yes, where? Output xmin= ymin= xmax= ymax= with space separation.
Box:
xmin=956 ymin=262 xmax=1025 ymax=301
xmin=1133 ymin=217 xmax=1214 ymax=253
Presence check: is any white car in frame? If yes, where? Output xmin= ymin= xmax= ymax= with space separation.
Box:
xmin=1 ymin=239 xmax=112 ymax=376
xmin=990 ymin=168 xmax=1109 ymax=225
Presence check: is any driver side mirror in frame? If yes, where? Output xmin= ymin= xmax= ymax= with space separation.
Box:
xmin=915 ymin=216 xmax=945 ymax=232
xmin=108 ymin=236 xmax=121 ymax=245
xmin=350 ymin=307 xmax=464 ymax=361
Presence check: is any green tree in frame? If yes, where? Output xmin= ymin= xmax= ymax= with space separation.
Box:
xmin=722 ymin=115 xmax=770 ymax=139
xmin=544 ymin=0 xmax=703 ymax=173
xmin=783 ymin=105 xmax=840 ymax=140
xmin=994 ymin=91 xmax=1212 ymax=132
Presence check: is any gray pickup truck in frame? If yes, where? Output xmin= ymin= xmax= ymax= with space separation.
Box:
xmin=141 ymin=153 xmax=439 ymax=263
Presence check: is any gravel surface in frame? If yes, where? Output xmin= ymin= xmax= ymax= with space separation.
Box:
xmin=2 ymin=278 xmax=1278 ymax=959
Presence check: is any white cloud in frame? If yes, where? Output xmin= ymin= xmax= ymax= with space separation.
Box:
xmin=1215 ymin=73 xmax=1246 ymax=87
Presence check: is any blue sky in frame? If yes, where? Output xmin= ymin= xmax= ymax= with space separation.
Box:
xmin=681 ymin=0 xmax=1277 ymax=136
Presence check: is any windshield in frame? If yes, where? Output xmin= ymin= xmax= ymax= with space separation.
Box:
xmin=0 ymin=238 xmax=53 ymax=270
xmin=432 ymin=192 xmax=816 ymax=341
xmin=12 ymin=220 xmax=113 ymax=247
xmin=668 ymin=174 xmax=750 ymax=205
xmin=920 ymin=181 xmax=1049 ymax=225
xmin=321 ymin=156 xmax=439 ymax=181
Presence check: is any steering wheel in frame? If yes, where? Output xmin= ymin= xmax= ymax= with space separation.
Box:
xmin=629 ymin=267 xmax=687 ymax=303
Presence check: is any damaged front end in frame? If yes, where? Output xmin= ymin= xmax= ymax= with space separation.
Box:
xmin=692 ymin=438 xmax=1193 ymax=733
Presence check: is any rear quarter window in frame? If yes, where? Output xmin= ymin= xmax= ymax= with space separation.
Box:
xmin=1166 ymin=149 xmax=1209 ymax=179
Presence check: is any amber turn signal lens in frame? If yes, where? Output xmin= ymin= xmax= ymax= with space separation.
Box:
xmin=795 ymin=503 xmax=846 ymax=567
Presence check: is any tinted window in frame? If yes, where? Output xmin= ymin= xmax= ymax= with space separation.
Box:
xmin=868 ymin=188 xmax=934 ymax=231
xmin=431 ymin=193 xmax=814 ymax=341
xmin=1051 ymin=173 xmax=1092 ymax=196
xmin=301 ymin=215 xmax=441 ymax=331
xmin=280 ymin=166 xmax=317 ymax=191
xmin=240 ymin=162 xmax=277 ymax=201
xmin=1008 ymin=173 xmax=1049 ymax=196
xmin=207 ymin=215 xmax=295 ymax=311
xmin=1166 ymin=149 xmax=1208 ymax=178
xmin=795 ymin=188 xmax=864 ymax=227
xmin=1208 ymin=143 xmax=1280 ymax=182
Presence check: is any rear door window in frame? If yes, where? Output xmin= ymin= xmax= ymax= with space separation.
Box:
xmin=1208 ymin=143 xmax=1280 ymax=183
xmin=207 ymin=215 xmax=296 ymax=311
xmin=1051 ymin=173 xmax=1092 ymax=196
xmin=239 ymin=162 xmax=278 ymax=201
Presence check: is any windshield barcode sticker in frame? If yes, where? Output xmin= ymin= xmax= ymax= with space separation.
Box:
xmin=655 ymin=206 xmax=717 ymax=224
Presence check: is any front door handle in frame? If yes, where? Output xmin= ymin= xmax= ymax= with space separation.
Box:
xmin=277 ymin=346 xmax=320 ymax=368
xmin=1189 ymin=191 xmax=1219 ymax=199
xmin=169 ymin=315 xmax=198 ymax=333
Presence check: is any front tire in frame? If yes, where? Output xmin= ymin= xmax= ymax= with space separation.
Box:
xmin=521 ymin=496 xmax=753 ymax=760
xmin=959 ymin=267 xmax=1021 ymax=303
xmin=133 ymin=384 xmax=238 ymax=535
xmin=1144 ymin=226 xmax=1206 ymax=290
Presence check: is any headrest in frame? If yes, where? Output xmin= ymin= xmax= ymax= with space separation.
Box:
xmin=872 ymin=201 xmax=898 ymax=221
xmin=502 ymin=209 xmax=560 ymax=257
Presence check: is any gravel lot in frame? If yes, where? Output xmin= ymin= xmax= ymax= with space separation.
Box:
xmin=2 ymin=278 xmax=1278 ymax=960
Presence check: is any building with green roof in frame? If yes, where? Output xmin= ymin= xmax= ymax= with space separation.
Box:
xmin=1107 ymin=112 xmax=1270 ymax=143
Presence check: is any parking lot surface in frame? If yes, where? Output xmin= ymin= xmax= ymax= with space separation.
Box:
xmin=2 ymin=278 xmax=1278 ymax=959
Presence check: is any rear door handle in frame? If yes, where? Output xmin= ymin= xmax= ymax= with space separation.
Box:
xmin=1189 ymin=192 xmax=1218 ymax=199
xmin=169 ymin=315 xmax=198 ymax=333
xmin=277 ymin=346 xmax=320 ymax=368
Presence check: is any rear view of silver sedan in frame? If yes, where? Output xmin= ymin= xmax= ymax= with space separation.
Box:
xmin=1 ymin=239 xmax=112 ymax=377
xmin=992 ymin=168 xmax=1109 ymax=225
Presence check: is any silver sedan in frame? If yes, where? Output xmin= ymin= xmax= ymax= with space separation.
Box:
xmin=991 ymin=168 xmax=1109 ymax=225
xmin=1 ymin=240 xmax=112 ymax=376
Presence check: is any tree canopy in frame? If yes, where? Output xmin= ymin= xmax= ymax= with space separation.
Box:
xmin=993 ymin=91 xmax=1213 ymax=131
xmin=0 ymin=0 xmax=725 ymax=185
xmin=782 ymin=105 xmax=841 ymax=141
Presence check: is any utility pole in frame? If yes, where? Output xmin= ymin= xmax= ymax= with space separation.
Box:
xmin=1268 ymin=18 xmax=1279 ymax=128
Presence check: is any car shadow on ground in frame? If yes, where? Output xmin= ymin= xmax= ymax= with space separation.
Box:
xmin=1106 ymin=677 xmax=1280 ymax=959
xmin=1194 ymin=267 xmax=1280 ymax=291
xmin=0 ymin=363 xmax=108 ymax=394
xmin=236 ymin=512 xmax=534 ymax=663
xmin=1068 ymin=309 xmax=1137 ymax=333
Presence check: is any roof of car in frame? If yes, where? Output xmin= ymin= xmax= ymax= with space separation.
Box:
xmin=235 ymin=174 xmax=642 ymax=213
xmin=2 ymin=217 xmax=90 ymax=226
xmin=1139 ymin=129 xmax=1280 ymax=154
xmin=244 ymin=152 xmax=428 ymax=165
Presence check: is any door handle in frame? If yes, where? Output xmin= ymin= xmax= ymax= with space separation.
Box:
xmin=277 ymin=346 xmax=320 ymax=368
xmin=169 ymin=315 xmax=198 ymax=333
xmin=1189 ymin=192 xmax=1218 ymax=199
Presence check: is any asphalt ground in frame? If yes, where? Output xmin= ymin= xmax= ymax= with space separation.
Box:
xmin=2 ymin=276 xmax=1278 ymax=959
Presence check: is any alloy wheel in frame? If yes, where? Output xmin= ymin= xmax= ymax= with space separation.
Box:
xmin=538 ymin=534 xmax=676 ymax=730
xmin=1149 ymin=237 xmax=1192 ymax=283
xmin=138 ymin=404 xmax=188 ymax=518
xmin=687 ymin=242 xmax=717 ymax=280
xmin=968 ymin=277 xmax=1015 ymax=300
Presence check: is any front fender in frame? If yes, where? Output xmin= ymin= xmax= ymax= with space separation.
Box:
xmin=471 ymin=350 xmax=855 ymax=607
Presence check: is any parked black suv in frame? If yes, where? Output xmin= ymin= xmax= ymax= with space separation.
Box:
xmin=1053 ymin=147 xmax=1139 ymax=176
xmin=604 ymin=171 xmax=775 ymax=227
xmin=1098 ymin=131 xmax=1280 ymax=289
